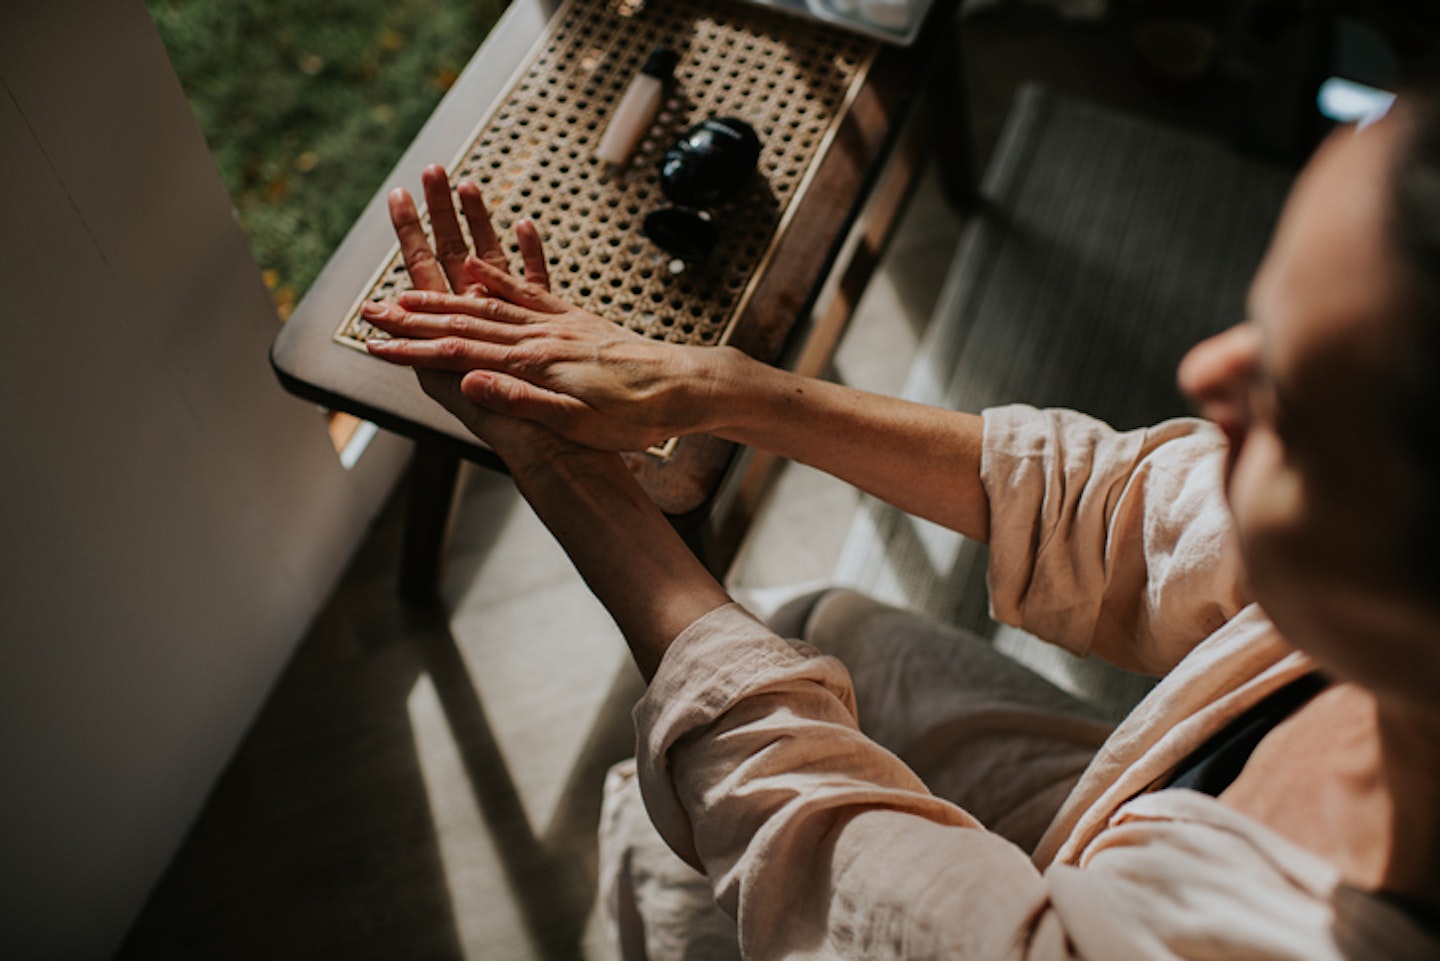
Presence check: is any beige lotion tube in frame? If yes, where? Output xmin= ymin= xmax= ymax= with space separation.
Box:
xmin=595 ymin=47 xmax=679 ymax=166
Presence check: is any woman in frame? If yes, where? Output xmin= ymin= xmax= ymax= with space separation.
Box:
xmin=360 ymin=87 xmax=1440 ymax=957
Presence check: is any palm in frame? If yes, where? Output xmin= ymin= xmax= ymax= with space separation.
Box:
xmin=388 ymin=165 xmax=549 ymax=297
xmin=384 ymin=165 xmax=608 ymax=470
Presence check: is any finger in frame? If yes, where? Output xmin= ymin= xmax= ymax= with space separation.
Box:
xmin=460 ymin=371 xmax=659 ymax=453
xmin=421 ymin=165 xmax=471 ymax=292
xmin=365 ymin=334 xmax=512 ymax=373
xmin=388 ymin=187 xmax=448 ymax=292
xmin=362 ymin=299 xmax=532 ymax=341
xmin=393 ymin=289 xmax=545 ymax=326
xmin=516 ymin=219 xmax=551 ymax=292
xmin=417 ymin=369 xmax=467 ymax=411
xmin=416 ymin=369 xmax=494 ymax=440
xmin=464 ymin=255 xmax=569 ymax=313
xmin=457 ymin=180 xmax=508 ymax=274
xmin=420 ymin=368 xmax=551 ymax=467
xmin=460 ymin=369 xmax=581 ymax=433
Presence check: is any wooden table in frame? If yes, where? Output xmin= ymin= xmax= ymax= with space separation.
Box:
xmin=272 ymin=0 xmax=971 ymax=602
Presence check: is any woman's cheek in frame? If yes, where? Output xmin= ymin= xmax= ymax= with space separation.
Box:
xmin=1227 ymin=436 xmax=1311 ymax=587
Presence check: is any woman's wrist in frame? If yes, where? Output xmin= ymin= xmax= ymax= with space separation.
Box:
xmin=506 ymin=434 xmax=630 ymax=496
xmin=507 ymin=430 xmax=731 ymax=681
xmin=674 ymin=344 xmax=764 ymax=438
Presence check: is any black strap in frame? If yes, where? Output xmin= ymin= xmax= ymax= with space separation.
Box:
xmin=1167 ymin=677 xmax=1440 ymax=938
xmin=1167 ymin=672 xmax=1329 ymax=797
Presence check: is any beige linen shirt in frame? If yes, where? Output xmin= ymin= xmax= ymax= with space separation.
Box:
xmin=633 ymin=405 xmax=1438 ymax=959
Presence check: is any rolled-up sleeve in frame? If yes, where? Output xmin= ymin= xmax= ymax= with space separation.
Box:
xmin=981 ymin=405 xmax=1248 ymax=674
xmin=634 ymin=607 xmax=1353 ymax=960
xmin=635 ymin=603 xmax=1061 ymax=959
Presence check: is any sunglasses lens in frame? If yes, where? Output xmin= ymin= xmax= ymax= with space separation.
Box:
xmin=643 ymin=207 xmax=719 ymax=261
xmin=659 ymin=117 xmax=762 ymax=208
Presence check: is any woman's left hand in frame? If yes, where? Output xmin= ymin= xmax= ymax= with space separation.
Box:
xmin=386 ymin=163 xmax=549 ymax=297
xmin=363 ymin=255 xmax=726 ymax=452
xmin=371 ymin=164 xmax=619 ymax=476
xmin=366 ymin=167 xmax=731 ymax=676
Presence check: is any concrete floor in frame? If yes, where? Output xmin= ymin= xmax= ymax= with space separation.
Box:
xmin=117 ymin=4 xmax=1258 ymax=958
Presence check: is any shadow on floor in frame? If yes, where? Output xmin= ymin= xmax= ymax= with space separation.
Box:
xmin=118 ymin=480 xmax=643 ymax=960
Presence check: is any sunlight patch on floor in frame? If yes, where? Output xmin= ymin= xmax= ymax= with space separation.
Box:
xmin=408 ymin=671 xmax=535 ymax=958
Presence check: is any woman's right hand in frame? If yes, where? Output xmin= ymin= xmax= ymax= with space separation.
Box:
xmin=364 ymin=255 xmax=741 ymax=452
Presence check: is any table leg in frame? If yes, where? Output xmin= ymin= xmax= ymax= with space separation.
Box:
xmin=398 ymin=440 xmax=462 ymax=606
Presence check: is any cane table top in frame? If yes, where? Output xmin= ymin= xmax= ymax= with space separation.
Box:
xmin=272 ymin=0 xmax=933 ymax=517
xmin=337 ymin=0 xmax=877 ymax=369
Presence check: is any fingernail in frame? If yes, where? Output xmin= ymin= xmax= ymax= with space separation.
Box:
xmin=360 ymin=300 xmax=387 ymax=318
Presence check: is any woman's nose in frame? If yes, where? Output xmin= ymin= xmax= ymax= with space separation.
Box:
xmin=1178 ymin=323 xmax=1261 ymax=430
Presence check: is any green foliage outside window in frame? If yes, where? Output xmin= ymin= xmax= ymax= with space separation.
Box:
xmin=147 ymin=0 xmax=508 ymax=316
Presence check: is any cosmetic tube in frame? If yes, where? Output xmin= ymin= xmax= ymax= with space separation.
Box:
xmin=595 ymin=47 xmax=679 ymax=166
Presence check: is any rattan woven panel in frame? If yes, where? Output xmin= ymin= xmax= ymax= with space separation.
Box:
xmin=336 ymin=0 xmax=876 ymax=352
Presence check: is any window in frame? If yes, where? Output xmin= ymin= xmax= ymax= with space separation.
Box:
xmin=147 ymin=0 xmax=510 ymax=455
xmin=148 ymin=0 xmax=509 ymax=314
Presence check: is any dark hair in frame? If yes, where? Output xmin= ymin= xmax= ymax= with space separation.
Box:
xmin=1387 ymin=78 xmax=1440 ymax=594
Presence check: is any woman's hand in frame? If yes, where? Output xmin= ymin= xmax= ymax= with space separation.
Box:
xmin=371 ymin=164 xmax=617 ymax=475
xmin=367 ymin=166 xmax=990 ymax=546
xmin=364 ymin=255 xmax=733 ymax=451
xmin=367 ymin=165 xmax=733 ymax=676
xmin=385 ymin=163 xmax=549 ymax=297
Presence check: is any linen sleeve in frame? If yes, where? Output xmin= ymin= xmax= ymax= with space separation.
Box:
xmin=634 ymin=603 xmax=1067 ymax=960
xmin=981 ymin=405 xmax=1249 ymax=675
xmin=635 ymin=606 xmax=1349 ymax=960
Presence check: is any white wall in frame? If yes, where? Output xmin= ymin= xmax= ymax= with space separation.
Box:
xmin=0 ymin=3 xmax=412 ymax=957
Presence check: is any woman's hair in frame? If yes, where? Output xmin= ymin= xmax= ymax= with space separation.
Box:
xmin=1387 ymin=75 xmax=1440 ymax=595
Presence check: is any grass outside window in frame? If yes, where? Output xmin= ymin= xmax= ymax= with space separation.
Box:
xmin=148 ymin=0 xmax=510 ymax=317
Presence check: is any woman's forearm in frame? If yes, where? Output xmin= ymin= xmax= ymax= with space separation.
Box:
xmin=511 ymin=446 xmax=733 ymax=681
xmin=698 ymin=348 xmax=990 ymax=543
xmin=366 ymin=287 xmax=990 ymax=542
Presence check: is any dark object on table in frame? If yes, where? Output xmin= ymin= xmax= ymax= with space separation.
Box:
xmin=658 ymin=117 xmax=762 ymax=208
xmin=645 ymin=117 xmax=762 ymax=259
xmin=643 ymin=207 xmax=720 ymax=261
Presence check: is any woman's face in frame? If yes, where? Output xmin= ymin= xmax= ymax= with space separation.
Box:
xmin=1178 ymin=109 xmax=1432 ymax=700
